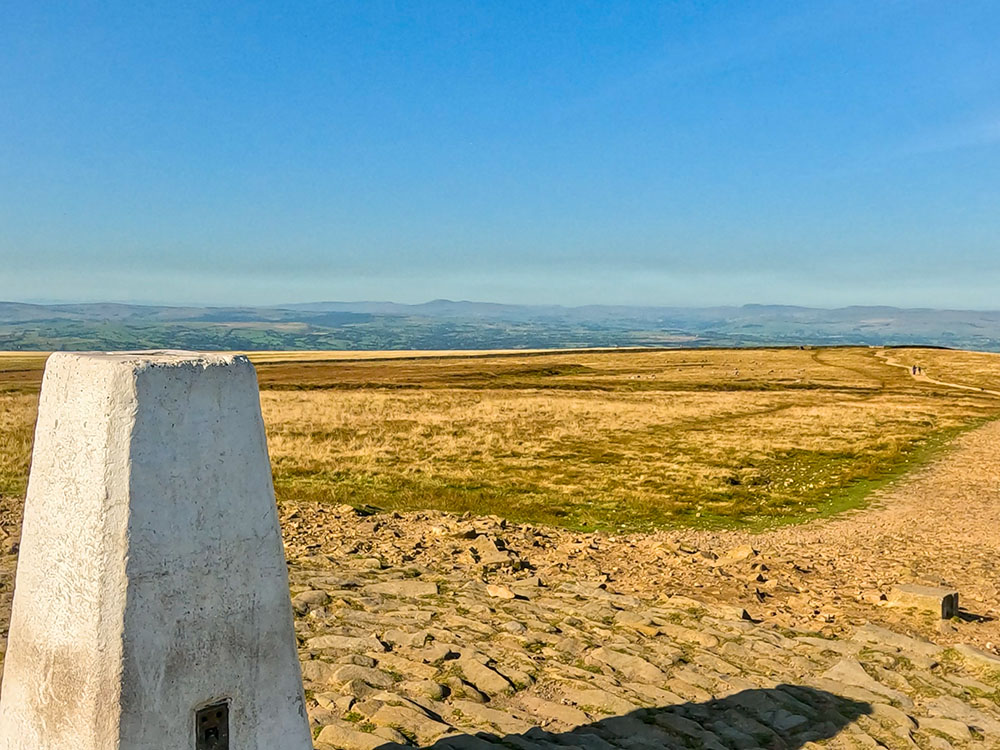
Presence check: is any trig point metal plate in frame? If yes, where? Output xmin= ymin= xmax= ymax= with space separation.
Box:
xmin=195 ymin=701 xmax=229 ymax=750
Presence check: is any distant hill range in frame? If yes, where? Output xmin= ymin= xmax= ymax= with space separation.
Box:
xmin=3 ymin=300 xmax=1000 ymax=352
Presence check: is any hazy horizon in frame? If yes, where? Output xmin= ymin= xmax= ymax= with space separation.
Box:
xmin=6 ymin=296 xmax=1000 ymax=315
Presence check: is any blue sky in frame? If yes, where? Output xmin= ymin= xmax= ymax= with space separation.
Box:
xmin=2 ymin=1 xmax=998 ymax=308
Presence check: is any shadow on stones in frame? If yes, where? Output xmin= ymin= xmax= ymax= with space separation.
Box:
xmin=371 ymin=685 xmax=871 ymax=750
xmin=958 ymin=609 xmax=994 ymax=624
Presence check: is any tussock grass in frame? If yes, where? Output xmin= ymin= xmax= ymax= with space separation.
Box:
xmin=2 ymin=346 xmax=999 ymax=531
xmin=0 ymin=393 xmax=35 ymax=500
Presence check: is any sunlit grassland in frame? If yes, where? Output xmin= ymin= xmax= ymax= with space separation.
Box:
xmin=2 ymin=347 xmax=999 ymax=531
xmin=243 ymin=348 xmax=589 ymax=364
xmin=894 ymin=347 xmax=1000 ymax=392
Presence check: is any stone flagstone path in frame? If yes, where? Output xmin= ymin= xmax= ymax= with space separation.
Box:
xmin=288 ymin=534 xmax=1000 ymax=749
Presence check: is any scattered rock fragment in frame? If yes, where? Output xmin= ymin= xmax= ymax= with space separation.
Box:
xmin=820 ymin=659 xmax=912 ymax=707
xmin=315 ymin=721 xmax=386 ymax=750
xmin=365 ymin=580 xmax=438 ymax=597
xmin=470 ymin=535 xmax=520 ymax=569
xmin=516 ymin=694 xmax=589 ymax=728
xmin=369 ymin=702 xmax=452 ymax=745
xmin=586 ymin=647 xmax=668 ymax=683
xmin=709 ymin=603 xmax=753 ymax=621
xmin=291 ymin=589 xmax=330 ymax=614
xmin=485 ymin=583 xmax=516 ymax=599
xmin=331 ymin=664 xmax=397 ymax=689
xmin=716 ymin=544 xmax=758 ymax=565
xmin=887 ymin=583 xmax=958 ymax=619
xmin=300 ymin=659 xmax=339 ymax=685
xmin=457 ymin=656 xmax=514 ymax=697
xmin=851 ymin=624 xmax=942 ymax=659
xmin=306 ymin=634 xmax=386 ymax=652
xmin=954 ymin=642 xmax=1000 ymax=670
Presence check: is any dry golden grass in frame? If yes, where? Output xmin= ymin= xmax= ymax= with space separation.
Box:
xmin=242 ymin=348 xmax=602 ymax=364
xmin=892 ymin=347 xmax=1000 ymax=393
xmin=0 ymin=353 xmax=48 ymax=394
xmin=259 ymin=347 xmax=1000 ymax=529
xmin=3 ymin=346 xmax=999 ymax=531
xmin=0 ymin=393 xmax=36 ymax=500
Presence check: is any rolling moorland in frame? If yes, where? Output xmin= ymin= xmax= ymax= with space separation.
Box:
xmin=2 ymin=346 xmax=999 ymax=532
xmin=4 ymin=300 xmax=1000 ymax=352
xmin=4 ymin=346 xmax=1000 ymax=748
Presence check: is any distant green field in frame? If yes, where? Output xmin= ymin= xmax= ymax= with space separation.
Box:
xmin=4 ymin=300 xmax=1000 ymax=352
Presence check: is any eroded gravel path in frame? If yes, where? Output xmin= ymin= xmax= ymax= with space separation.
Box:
xmin=668 ymin=417 xmax=1000 ymax=646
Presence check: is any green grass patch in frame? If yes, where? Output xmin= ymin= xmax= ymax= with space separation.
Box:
xmin=274 ymin=416 xmax=990 ymax=532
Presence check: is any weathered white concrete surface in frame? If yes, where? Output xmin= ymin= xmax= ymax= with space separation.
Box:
xmin=0 ymin=351 xmax=311 ymax=750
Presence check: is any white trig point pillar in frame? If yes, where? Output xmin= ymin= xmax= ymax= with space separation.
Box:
xmin=0 ymin=352 xmax=312 ymax=750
